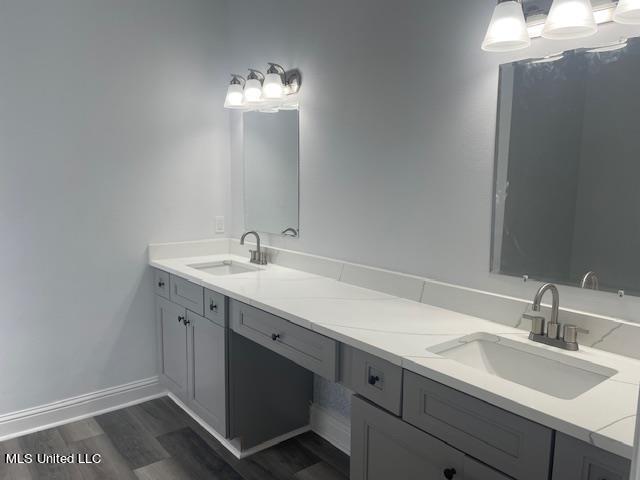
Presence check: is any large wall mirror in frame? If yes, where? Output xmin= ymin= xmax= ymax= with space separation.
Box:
xmin=492 ymin=37 xmax=640 ymax=296
xmin=244 ymin=110 xmax=299 ymax=237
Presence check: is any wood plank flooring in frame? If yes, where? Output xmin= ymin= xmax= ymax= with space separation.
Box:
xmin=0 ymin=397 xmax=349 ymax=480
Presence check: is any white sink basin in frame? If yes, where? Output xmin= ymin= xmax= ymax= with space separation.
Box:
xmin=428 ymin=333 xmax=617 ymax=400
xmin=188 ymin=260 xmax=261 ymax=276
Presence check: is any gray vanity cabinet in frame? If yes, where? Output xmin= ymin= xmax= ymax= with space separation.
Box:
xmin=340 ymin=345 xmax=403 ymax=416
xmin=403 ymin=371 xmax=553 ymax=480
xmin=230 ymin=300 xmax=338 ymax=381
xmin=154 ymin=270 xmax=228 ymax=437
xmin=170 ymin=274 xmax=205 ymax=316
xmin=156 ymin=296 xmax=189 ymax=400
xmin=351 ymin=395 xmax=511 ymax=480
xmin=351 ymin=395 xmax=464 ymax=480
xmin=552 ymin=433 xmax=630 ymax=480
xmin=154 ymin=269 xmax=170 ymax=300
xmin=187 ymin=310 xmax=227 ymax=437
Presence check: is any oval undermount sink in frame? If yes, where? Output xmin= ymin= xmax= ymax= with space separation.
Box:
xmin=188 ymin=260 xmax=262 ymax=276
xmin=428 ymin=333 xmax=617 ymax=400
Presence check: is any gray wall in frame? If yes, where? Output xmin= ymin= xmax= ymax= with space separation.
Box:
xmin=0 ymin=0 xmax=230 ymax=415
xmin=228 ymin=0 xmax=640 ymax=323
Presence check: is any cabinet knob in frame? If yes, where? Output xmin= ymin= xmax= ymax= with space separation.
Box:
xmin=443 ymin=468 xmax=456 ymax=479
xmin=183 ymin=318 xmax=191 ymax=326
xmin=158 ymin=280 xmax=165 ymax=288
xmin=368 ymin=375 xmax=380 ymax=386
xmin=178 ymin=315 xmax=185 ymax=325
xmin=210 ymin=302 xmax=218 ymax=312
xmin=271 ymin=333 xmax=281 ymax=341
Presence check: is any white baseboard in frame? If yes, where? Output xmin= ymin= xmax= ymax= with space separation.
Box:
xmin=0 ymin=376 xmax=351 ymax=459
xmin=310 ymin=403 xmax=351 ymax=455
xmin=167 ymin=392 xmax=311 ymax=459
xmin=0 ymin=377 xmax=164 ymax=441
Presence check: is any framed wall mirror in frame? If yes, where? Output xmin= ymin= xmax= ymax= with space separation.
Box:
xmin=243 ymin=110 xmax=299 ymax=237
xmin=492 ymin=37 xmax=640 ymax=296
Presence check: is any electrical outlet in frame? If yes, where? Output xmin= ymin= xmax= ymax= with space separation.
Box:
xmin=215 ymin=216 xmax=225 ymax=234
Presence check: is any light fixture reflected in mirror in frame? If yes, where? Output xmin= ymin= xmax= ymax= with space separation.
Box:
xmin=614 ymin=0 xmax=640 ymax=24
xmin=482 ymin=0 xmax=531 ymax=52
xmin=542 ymin=0 xmax=597 ymax=40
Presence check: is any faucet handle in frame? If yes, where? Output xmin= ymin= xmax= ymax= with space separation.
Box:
xmin=563 ymin=325 xmax=578 ymax=343
xmin=523 ymin=314 xmax=545 ymax=335
xmin=563 ymin=325 xmax=589 ymax=343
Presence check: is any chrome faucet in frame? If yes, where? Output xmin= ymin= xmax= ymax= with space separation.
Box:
xmin=525 ymin=283 xmax=588 ymax=351
xmin=533 ymin=283 xmax=560 ymax=338
xmin=240 ymin=231 xmax=267 ymax=265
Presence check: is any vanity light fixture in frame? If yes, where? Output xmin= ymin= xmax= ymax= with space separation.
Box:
xmin=483 ymin=0 xmax=639 ymax=52
xmin=614 ymin=0 xmax=640 ymax=24
xmin=263 ymin=63 xmax=286 ymax=99
xmin=482 ymin=0 xmax=531 ymax=52
xmin=223 ymin=63 xmax=301 ymax=112
xmin=244 ymin=69 xmax=264 ymax=104
xmin=224 ymin=75 xmax=246 ymax=109
xmin=542 ymin=0 xmax=597 ymax=39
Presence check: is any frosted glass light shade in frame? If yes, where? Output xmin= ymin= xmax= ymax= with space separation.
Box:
xmin=262 ymin=73 xmax=284 ymax=99
xmin=224 ymin=84 xmax=245 ymax=108
xmin=482 ymin=1 xmax=531 ymax=52
xmin=542 ymin=0 xmax=597 ymax=39
xmin=244 ymin=78 xmax=263 ymax=103
xmin=614 ymin=0 xmax=640 ymax=24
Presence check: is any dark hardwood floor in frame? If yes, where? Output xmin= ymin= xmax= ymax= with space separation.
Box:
xmin=0 ymin=397 xmax=349 ymax=480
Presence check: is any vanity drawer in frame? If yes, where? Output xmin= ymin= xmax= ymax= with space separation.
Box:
xmin=204 ymin=289 xmax=226 ymax=327
xmin=230 ymin=300 xmax=338 ymax=381
xmin=154 ymin=269 xmax=170 ymax=300
xmin=403 ymin=371 xmax=553 ymax=480
xmin=340 ymin=345 xmax=402 ymax=415
xmin=169 ymin=275 xmax=204 ymax=315
xmin=552 ymin=433 xmax=630 ymax=480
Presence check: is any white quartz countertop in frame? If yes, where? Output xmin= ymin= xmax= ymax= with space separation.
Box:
xmin=151 ymin=254 xmax=639 ymax=460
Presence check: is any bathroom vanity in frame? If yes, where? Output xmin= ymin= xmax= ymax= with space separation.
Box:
xmin=150 ymin=250 xmax=637 ymax=480
xmin=147 ymin=46 xmax=640 ymax=476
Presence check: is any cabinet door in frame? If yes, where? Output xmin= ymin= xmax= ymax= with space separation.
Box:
xmin=552 ymin=433 xmax=630 ymax=480
xmin=351 ymin=395 xmax=465 ymax=480
xmin=187 ymin=311 xmax=228 ymax=437
xmin=156 ymin=296 xmax=188 ymax=400
xmin=403 ymin=371 xmax=552 ymax=480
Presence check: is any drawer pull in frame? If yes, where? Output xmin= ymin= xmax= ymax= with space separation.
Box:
xmin=271 ymin=333 xmax=281 ymax=341
xmin=210 ymin=301 xmax=218 ymax=312
xmin=368 ymin=375 xmax=380 ymax=386
xmin=158 ymin=280 xmax=165 ymax=288
xmin=443 ymin=468 xmax=457 ymax=479
xmin=178 ymin=315 xmax=185 ymax=325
